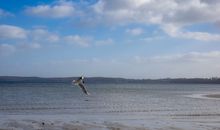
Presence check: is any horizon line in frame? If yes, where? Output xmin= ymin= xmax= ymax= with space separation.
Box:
xmin=0 ymin=75 xmax=219 ymax=80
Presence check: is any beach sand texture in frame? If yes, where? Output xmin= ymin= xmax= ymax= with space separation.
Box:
xmin=205 ymin=94 xmax=220 ymax=99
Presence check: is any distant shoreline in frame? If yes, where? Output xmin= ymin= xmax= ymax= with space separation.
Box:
xmin=0 ymin=76 xmax=220 ymax=84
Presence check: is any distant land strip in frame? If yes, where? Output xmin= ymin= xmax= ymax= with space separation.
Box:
xmin=0 ymin=76 xmax=220 ymax=84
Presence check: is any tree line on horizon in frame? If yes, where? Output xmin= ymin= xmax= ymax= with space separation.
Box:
xmin=0 ymin=76 xmax=220 ymax=84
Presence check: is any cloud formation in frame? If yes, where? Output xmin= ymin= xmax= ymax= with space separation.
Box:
xmin=31 ymin=29 xmax=60 ymax=43
xmin=0 ymin=25 xmax=57 ymax=55
xmin=64 ymin=35 xmax=113 ymax=47
xmin=0 ymin=24 xmax=113 ymax=52
xmin=64 ymin=35 xmax=92 ymax=47
xmin=148 ymin=51 xmax=220 ymax=63
xmin=95 ymin=38 xmax=113 ymax=46
xmin=23 ymin=0 xmax=220 ymax=41
xmin=25 ymin=1 xmax=75 ymax=18
xmin=90 ymin=0 xmax=220 ymax=41
xmin=162 ymin=24 xmax=220 ymax=41
xmin=126 ymin=28 xmax=144 ymax=36
xmin=0 ymin=25 xmax=27 ymax=39
xmin=91 ymin=0 xmax=220 ymax=25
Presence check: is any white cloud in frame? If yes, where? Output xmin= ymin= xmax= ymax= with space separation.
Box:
xmin=0 ymin=24 xmax=61 ymax=45
xmin=21 ymin=0 xmax=220 ymax=41
xmin=141 ymin=36 xmax=164 ymax=42
xmin=64 ymin=35 xmax=114 ymax=47
xmin=0 ymin=24 xmax=113 ymax=50
xmin=0 ymin=25 xmax=27 ymax=39
xmin=88 ymin=0 xmax=220 ymax=41
xmin=126 ymin=28 xmax=144 ymax=36
xmin=64 ymin=35 xmax=91 ymax=47
xmin=0 ymin=25 xmax=61 ymax=53
xmin=64 ymin=36 xmax=113 ymax=47
xmin=22 ymin=0 xmax=220 ymax=41
xmin=136 ymin=51 xmax=220 ymax=63
xmin=25 ymin=0 xmax=75 ymax=18
xmin=91 ymin=0 xmax=220 ymax=25
xmin=91 ymin=0 xmax=177 ymax=24
xmin=31 ymin=29 xmax=60 ymax=43
xmin=200 ymin=0 xmax=220 ymax=5
xmin=95 ymin=38 xmax=113 ymax=46
xmin=162 ymin=24 xmax=220 ymax=41
xmin=0 ymin=42 xmax=41 ymax=56
xmin=47 ymin=35 xmax=60 ymax=43
xmin=182 ymin=31 xmax=220 ymax=41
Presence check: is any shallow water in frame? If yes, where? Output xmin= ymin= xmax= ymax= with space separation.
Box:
xmin=1 ymin=83 xmax=220 ymax=130
xmin=0 ymin=83 xmax=220 ymax=116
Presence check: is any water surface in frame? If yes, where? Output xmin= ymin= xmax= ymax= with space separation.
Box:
xmin=1 ymin=83 xmax=220 ymax=116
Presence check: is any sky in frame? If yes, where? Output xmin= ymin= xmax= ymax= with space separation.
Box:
xmin=0 ymin=0 xmax=220 ymax=79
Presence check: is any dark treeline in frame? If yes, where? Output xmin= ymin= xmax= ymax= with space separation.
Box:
xmin=1 ymin=76 xmax=220 ymax=84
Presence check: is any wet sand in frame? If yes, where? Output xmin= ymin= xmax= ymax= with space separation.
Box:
xmin=205 ymin=94 xmax=220 ymax=99
xmin=186 ymin=93 xmax=220 ymax=100
xmin=1 ymin=114 xmax=220 ymax=130
xmin=0 ymin=120 xmax=149 ymax=130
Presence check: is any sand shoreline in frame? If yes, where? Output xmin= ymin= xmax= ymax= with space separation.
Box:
xmin=0 ymin=120 xmax=149 ymax=130
xmin=205 ymin=94 xmax=220 ymax=99
xmin=186 ymin=93 xmax=220 ymax=100
xmin=1 ymin=114 xmax=220 ymax=130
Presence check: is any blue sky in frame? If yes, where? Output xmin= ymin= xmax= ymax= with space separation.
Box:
xmin=0 ymin=0 xmax=220 ymax=78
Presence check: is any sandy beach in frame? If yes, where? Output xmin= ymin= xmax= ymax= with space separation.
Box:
xmin=205 ymin=94 xmax=220 ymax=99
xmin=1 ymin=111 xmax=220 ymax=130
xmin=0 ymin=118 xmax=149 ymax=130
xmin=187 ymin=93 xmax=220 ymax=100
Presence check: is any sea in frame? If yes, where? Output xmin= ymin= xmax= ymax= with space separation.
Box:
xmin=0 ymin=83 xmax=220 ymax=129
